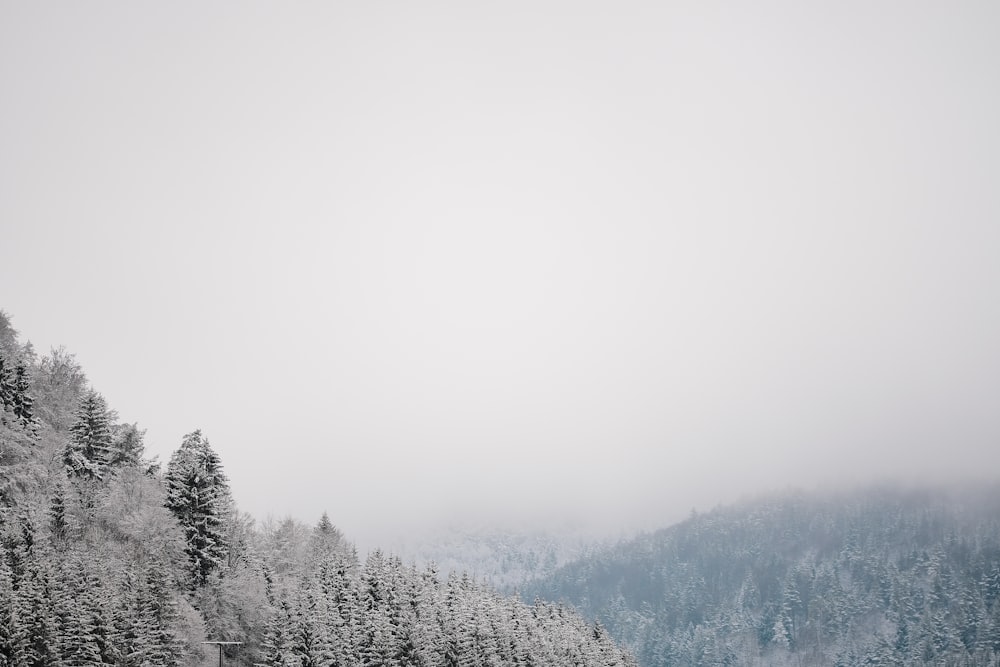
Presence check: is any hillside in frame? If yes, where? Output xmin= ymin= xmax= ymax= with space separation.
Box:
xmin=387 ymin=521 xmax=612 ymax=592
xmin=0 ymin=311 xmax=636 ymax=667
xmin=522 ymin=485 xmax=1000 ymax=666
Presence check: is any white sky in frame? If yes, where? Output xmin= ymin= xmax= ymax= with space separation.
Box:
xmin=2 ymin=1 xmax=999 ymax=549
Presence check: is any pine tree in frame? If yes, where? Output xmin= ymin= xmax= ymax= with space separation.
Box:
xmin=164 ymin=430 xmax=231 ymax=588
xmin=309 ymin=512 xmax=344 ymax=566
xmin=984 ymin=565 xmax=1000 ymax=611
xmin=10 ymin=365 xmax=33 ymax=428
xmin=0 ymin=355 xmax=13 ymax=416
xmin=0 ymin=555 xmax=28 ymax=667
xmin=360 ymin=549 xmax=400 ymax=667
xmin=110 ymin=569 xmax=145 ymax=667
xmin=54 ymin=555 xmax=103 ymax=667
xmin=410 ymin=563 xmax=446 ymax=667
xmin=48 ymin=486 xmax=69 ymax=546
xmin=17 ymin=561 xmax=58 ymax=667
xmin=261 ymin=601 xmax=294 ymax=667
xmin=320 ymin=551 xmax=362 ymax=667
xmin=289 ymin=587 xmax=333 ymax=667
xmin=142 ymin=566 xmax=183 ymax=667
xmin=63 ymin=391 xmax=113 ymax=482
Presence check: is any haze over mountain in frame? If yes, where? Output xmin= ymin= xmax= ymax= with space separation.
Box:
xmin=0 ymin=311 xmax=638 ymax=666
xmin=522 ymin=484 xmax=1000 ymax=666
xmin=3 ymin=1 xmax=999 ymax=549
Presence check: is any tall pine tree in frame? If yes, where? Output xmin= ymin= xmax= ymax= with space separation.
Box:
xmin=11 ymin=364 xmax=33 ymax=428
xmin=63 ymin=390 xmax=113 ymax=481
xmin=164 ymin=430 xmax=231 ymax=588
xmin=0 ymin=354 xmax=12 ymax=416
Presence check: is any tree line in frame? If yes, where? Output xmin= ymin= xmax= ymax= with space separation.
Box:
xmin=0 ymin=311 xmax=636 ymax=667
xmin=523 ymin=486 xmax=1000 ymax=666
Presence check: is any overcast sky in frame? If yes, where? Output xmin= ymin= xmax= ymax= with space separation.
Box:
xmin=2 ymin=1 xmax=998 ymax=549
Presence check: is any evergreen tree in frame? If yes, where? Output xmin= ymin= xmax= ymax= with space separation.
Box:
xmin=54 ymin=555 xmax=103 ymax=667
xmin=320 ymin=551 xmax=363 ymax=667
xmin=288 ymin=587 xmax=333 ymax=667
xmin=48 ymin=485 xmax=69 ymax=546
xmin=63 ymin=391 xmax=113 ymax=481
xmin=359 ymin=549 xmax=400 ymax=667
xmin=164 ymin=430 xmax=231 ymax=587
xmin=410 ymin=563 xmax=446 ymax=667
xmin=983 ymin=565 xmax=1000 ymax=610
xmin=261 ymin=601 xmax=294 ymax=667
xmin=0 ymin=355 xmax=13 ymax=416
xmin=11 ymin=365 xmax=33 ymax=428
xmin=309 ymin=512 xmax=344 ymax=566
xmin=0 ymin=555 xmax=28 ymax=667
xmin=17 ymin=559 xmax=58 ymax=667
xmin=141 ymin=566 xmax=183 ymax=667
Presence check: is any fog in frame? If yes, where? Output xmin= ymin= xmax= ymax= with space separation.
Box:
xmin=2 ymin=2 xmax=998 ymax=550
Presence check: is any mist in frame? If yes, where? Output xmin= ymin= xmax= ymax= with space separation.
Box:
xmin=2 ymin=1 xmax=998 ymax=551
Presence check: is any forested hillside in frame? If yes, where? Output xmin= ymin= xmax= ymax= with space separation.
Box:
xmin=389 ymin=523 xmax=609 ymax=592
xmin=0 ymin=311 xmax=636 ymax=667
xmin=523 ymin=486 xmax=1000 ymax=666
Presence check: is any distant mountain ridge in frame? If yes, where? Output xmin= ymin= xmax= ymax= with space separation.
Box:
xmin=522 ymin=484 xmax=1000 ymax=666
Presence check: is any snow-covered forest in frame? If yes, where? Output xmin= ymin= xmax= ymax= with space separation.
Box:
xmin=5 ymin=305 xmax=1000 ymax=667
xmin=0 ymin=311 xmax=636 ymax=666
xmin=523 ymin=486 xmax=1000 ymax=666
xmin=387 ymin=524 xmax=609 ymax=593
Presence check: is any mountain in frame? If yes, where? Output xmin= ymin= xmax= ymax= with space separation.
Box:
xmin=522 ymin=485 xmax=1000 ymax=666
xmin=387 ymin=520 xmax=613 ymax=592
xmin=0 ymin=310 xmax=636 ymax=667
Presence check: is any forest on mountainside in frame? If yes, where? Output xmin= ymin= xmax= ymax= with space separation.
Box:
xmin=0 ymin=311 xmax=636 ymax=667
xmin=388 ymin=524 xmax=609 ymax=592
xmin=523 ymin=485 xmax=1000 ymax=667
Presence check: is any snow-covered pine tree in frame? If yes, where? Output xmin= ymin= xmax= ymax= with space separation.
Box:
xmin=47 ymin=485 xmax=69 ymax=546
xmin=409 ymin=563 xmax=447 ymax=666
xmin=261 ymin=601 xmax=294 ymax=667
xmin=288 ymin=586 xmax=333 ymax=667
xmin=0 ymin=355 xmax=13 ymax=416
xmin=309 ymin=512 xmax=344 ymax=566
xmin=0 ymin=554 xmax=28 ymax=667
xmin=359 ymin=549 xmax=401 ymax=667
xmin=164 ymin=430 xmax=231 ymax=588
xmin=443 ymin=573 xmax=478 ymax=667
xmin=63 ymin=390 xmax=113 ymax=482
xmin=16 ymin=559 xmax=58 ymax=667
xmin=53 ymin=555 xmax=103 ymax=667
xmin=84 ymin=561 xmax=118 ymax=665
xmin=142 ymin=565 xmax=184 ymax=667
xmin=11 ymin=364 xmax=33 ymax=428
xmin=319 ymin=550 xmax=362 ymax=667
